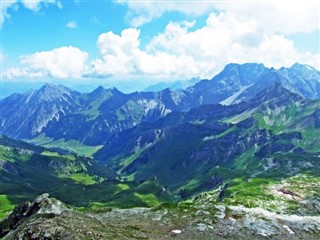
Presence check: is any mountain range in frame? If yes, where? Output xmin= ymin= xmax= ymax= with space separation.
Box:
xmin=142 ymin=77 xmax=201 ymax=92
xmin=1 ymin=62 xmax=320 ymax=239
xmin=1 ymin=63 xmax=319 ymax=144
xmin=1 ymin=62 xmax=320 ymax=193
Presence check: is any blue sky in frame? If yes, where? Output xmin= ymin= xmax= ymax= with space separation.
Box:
xmin=1 ymin=0 xmax=320 ymax=93
xmin=2 ymin=1 xmax=210 ymax=66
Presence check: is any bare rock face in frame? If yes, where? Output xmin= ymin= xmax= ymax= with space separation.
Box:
xmin=0 ymin=160 xmax=19 ymax=175
xmin=0 ymin=193 xmax=67 ymax=239
xmin=2 ymin=194 xmax=320 ymax=240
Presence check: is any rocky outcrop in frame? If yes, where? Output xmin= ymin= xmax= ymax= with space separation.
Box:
xmin=2 ymin=194 xmax=320 ymax=240
xmin=0 ymin=193 xmax=67 ymax=239
xmin=0 ymin=160 xmax=19 ymax=176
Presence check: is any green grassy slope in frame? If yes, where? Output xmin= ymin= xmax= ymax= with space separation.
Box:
xmin=190 ymin=173 xmax=320 ymax=215
xmin=0 ymin=136 xmax=172 ymax=220
xmin=95 ymin=96 xmax=320 ymax=200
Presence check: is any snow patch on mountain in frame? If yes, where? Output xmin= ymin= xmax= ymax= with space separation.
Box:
xmin=219 ymin=85 xmax=252 ymax=106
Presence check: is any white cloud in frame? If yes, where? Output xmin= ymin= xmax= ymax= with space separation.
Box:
xmin=56 ymin=1 xmax=62 ymax=9
xmin=115 ymin=0 xmax=217 ymax=27
xmin=91 ymin=0 xmax=320 ymax=79
xmin=217 ymin=0 xmax=320 ymax=35
xmin=4 ymin=46 xmax=88 ymax=79
xmin=3 ymin=1 xmax=319 ymax=81
xmin=22 ymin=0 xmax=42 ymax=10
xmin=92 ymin=28 xmax=140 ymax=76
xmin=1 ymin=0 xmax=61 ymax=27
xmin=91 ymin=28 xmax=199 ymax=79
xmin=21 ymin=0 xmax=57 ymax=11
xmin=117 ymin=0 xmax=320 ymax=34
xmin=0 ymin=0 xmax=17 ymax=26
xmin=90 ymin=11 xmax=320 ymax=80
xmin=66 ymin=21 xmax=77 ymax=28
xmin=4 ymin=68 xmax=47 ymax=79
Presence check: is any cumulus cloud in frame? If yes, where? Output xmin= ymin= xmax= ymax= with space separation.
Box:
xmin=66 ymin=21 xmax=77 ymax=28
xmin=4 ymin=46 xmax=88 ymax=79
xmin=1 ymin=0 xmax=17 ymax=26
xmin=219 ymin=0 xmax=320 ymax=35
xmin=21 ymin=0 xmax=55 ymax=11
xmin=3 ymin=1 xmax=319 ymax=81
xmin=91 ymin=28 xmax=200 ymax=79
xmin=117 ymin=0 xmax=319 ymax=35
xmin=4 ymin=68 xmax=47 ymax=79
xmin=90 ymin=11 xmax=319 ymax=80
xmin=91 ymin=28 xmax=140 ymax=76
xmin=115 ymin=0 xmax=217 ymax=27
xmin=1 ymin=0 xmax=62 ymax=26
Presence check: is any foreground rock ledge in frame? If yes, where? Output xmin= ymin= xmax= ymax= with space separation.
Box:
xmin=1 ymin=194 xmax=320 ymax=240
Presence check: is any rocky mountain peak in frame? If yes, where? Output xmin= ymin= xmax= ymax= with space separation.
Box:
xmin=37 ymin=83 xmax=74 ymax=97
xmin=93 ymin=85 xmax=105 ymax=93
xmin=106 ymin=86 xmax=122 ymax=95
xmin=290 ymin=63 xmax=317 ymax=72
